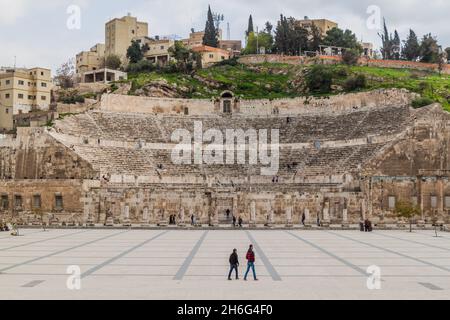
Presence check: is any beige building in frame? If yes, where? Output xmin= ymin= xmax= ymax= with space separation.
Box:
xmin=182 ymin=30 xmax=224 ymax=49
xmin=192 ymin=45 xmax=230 ymax=67
xmin=0 ymin=68 xmax=52 ymax=131
xmin=361 ymin=42 xmax=375 ymax=58
xmin=76 ymin=43 xmax=105 ymax=74
xmin=218 ymin=40 xmax=242 ymax=56
xmin=295 ymin=17 xmax=338 ymax=37
xmin=105 ymin=14 xmax=149 ymax=60
xmin=135 ymin=37 xmax=175 ymax=66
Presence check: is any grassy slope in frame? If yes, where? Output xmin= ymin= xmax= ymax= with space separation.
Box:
xmin=127 ymin=63 xmax=450 ymax=110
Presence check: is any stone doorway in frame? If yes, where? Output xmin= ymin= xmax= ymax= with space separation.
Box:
xmin=216 ymin=198 xmax=234 ymax=223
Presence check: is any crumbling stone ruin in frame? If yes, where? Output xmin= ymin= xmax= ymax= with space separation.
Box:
xmin=0 ymin=89 xmax=449 ymax=227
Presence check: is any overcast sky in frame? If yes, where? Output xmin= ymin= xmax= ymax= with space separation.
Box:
xmin=0 ymin=0 xmax=449 ymax=73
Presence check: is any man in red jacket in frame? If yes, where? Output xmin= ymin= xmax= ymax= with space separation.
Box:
xmin=244 ymin=245 xmax=258 ymax=281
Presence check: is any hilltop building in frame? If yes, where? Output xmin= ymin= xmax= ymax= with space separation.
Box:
xmin=182 ymin=30 xmax=242 ymax=56
xmin=295 ymin=17 xmax=338 ymax=37
xmin=192 ymin=45 xmax=231 ymax=67
xmin=76 ymin=14 xmax=148 ymax=79
xmin=0 ymin=67 xmax=52 ymax=131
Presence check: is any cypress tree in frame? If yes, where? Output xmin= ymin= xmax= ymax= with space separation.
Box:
xmin=202 ymin=5 xmax=218 ymax=47
xmin=402 ymin=29 xmax=420 ymax=61
xmin=246 ymin=15 xmax=254 ymax=37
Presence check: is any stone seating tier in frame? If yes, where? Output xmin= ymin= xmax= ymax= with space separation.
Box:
xmin=54 ymin=105 xmax=411 ymax=145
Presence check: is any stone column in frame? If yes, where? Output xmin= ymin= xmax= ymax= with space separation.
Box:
xmin=141 ymin=206 xmax=150 ymax=226
xmin=158 ymin=200 xmax=168 ymax=226
xmin=285 ymin=196 xmax=293 ymax=227
xmin=342 ymin=198 xmax=349 ymax=226
xmin=361 ymin=199 xmax=366 ymax=221
xmin=250 ymin=200 xmax=256 ymax=227
xmin=322 ymin=200 xmax=330 ymax=226
xmin=267 ymin=201 xmax=274 ymax=227
xmin=304 ymin=208 xmax=311 ymax=226
xmin=179 ymin=206 xmax=185 ymax=227
xmin=122 ymin=205 xmax=131 ymax=226
xmin=437 ymin=179 xmax=445 ymax=224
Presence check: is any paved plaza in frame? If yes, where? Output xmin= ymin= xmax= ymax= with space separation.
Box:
xmin=0 ymin=228 xmax=449 ymax=300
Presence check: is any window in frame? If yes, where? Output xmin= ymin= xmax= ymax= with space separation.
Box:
xmin=1 ymin=195 xmax=8 ymax=210
xmin=33 ymin=194 xmax=41 ymax=209
xmin=388 ymin=196 xmax=396 ymax=209
xmin=5 ymin=80 xmax=10 ymax=85
xmin=55 ymin=194 xmax=63 ymax=210
xmin=14 ymin=195 xmax=22 ymax=208
xmin=18 ymin=80 xmax=24 ymax=85
xmin=5 ymin=108 xmax=9 ymax=114
xmin=28 ymin=95 xmax=33 ymax=100
xmin=41 ymin=82 xmax=47 ymax=87
xmin=41 ymin=72 xmax=44 ymax=76
xmin=431 ymin=196 xmax=438 ymax=208
xmin=41 ymin=96 xmax=47 ymax=101
xmin=18 ymin=94 xmax=24 ymax=99
xmin=209 ymin=54 xmax=214 ymax=59
xmin=223 ymin=100 xmax=231 ymax=114
xmin=445 ymin=196 xmax=450 ymax=209
xmin=5 ymin=93 xmax=10 ymax=99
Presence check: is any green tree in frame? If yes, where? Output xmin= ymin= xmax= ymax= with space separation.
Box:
xmin=420 ymin=33 xmax=440 ymax=63
xmin=393 ymin=30 xmax=401 ymax=60
xmin=323 ymin=27 xmax=362 ymax=51
xmin=274 ymin=15 xmax=309 ymax=55
xmin=168 ymin=41 xmax=201 ymax=72
xmin=127 ymin=40 xmax=144 ymax=64
xmin=104 ymin=54 xmax=122 ymax=70
xmin=445 ymin=47 xmax=450 ymax=62
xmin=402 ymin=29 xmax=420 ymax=61
xmin=244 ymin=31 xmax=273 ymax=54
xmin=342 ymin=48 xmax=360 ymax=65
xmin=395 ymin=200 xmax=421 ymax=233
xmin=379 ymin=19 xmax=393 ymax=60
xmin=304 ymin=65 xmax=333 ymax=94
xmin=308 ymin=23 xmax=322 ymax=52
xmin=203 ymin=5 xmax=218 ymax=47
xmin=246 ymin=15 xmax=254 ymax=37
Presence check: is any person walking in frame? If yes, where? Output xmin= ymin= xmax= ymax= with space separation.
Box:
xmin=244 ymin=245 xmax=258 ymax=281
xmin=228 ymin=249 xmax=239 ymax=280
xmin=301 ymin=213 xmax=306 ymax=226
xmin=232 ymin=215 xmax=237 ymax=227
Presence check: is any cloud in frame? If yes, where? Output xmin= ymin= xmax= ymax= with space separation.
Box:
xmin=0 ymin=0 xmax=27 ymax=24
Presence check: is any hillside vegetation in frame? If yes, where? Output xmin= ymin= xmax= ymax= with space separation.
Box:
xmin=124 ymin=62 xmax=450 ymax=111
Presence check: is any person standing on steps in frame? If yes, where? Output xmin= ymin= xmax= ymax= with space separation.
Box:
xmin=244 ymin=245 xmax=258 ymax=281
xmin=228 ymin=249 xmax=239 ymax=280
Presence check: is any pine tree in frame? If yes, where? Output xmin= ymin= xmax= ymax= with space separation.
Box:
xmin=308 ymin=23 xmax=322 ymax=52
xmin=246 ymin=15 xmax=254 ymax=37
xmin=379 ymin=19 xmax=393 ymax=60
xmin=203 ymin=5 xmax=218 ymax=47
xmin=420 ymin=33 xmax=440 ymax=63
xmin=402 ymin=29 xmax=420 ymax=61
xmin=393 ymin=30 xmax=401 ymax=60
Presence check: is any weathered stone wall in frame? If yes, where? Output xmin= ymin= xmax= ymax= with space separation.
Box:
xmin=100 ymin=89 xmax=415 ymax=116
xmin=0 ymin=180 xmax=84 ymax=224
xmin=238 ymin=54 xmax=450 ymax=75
